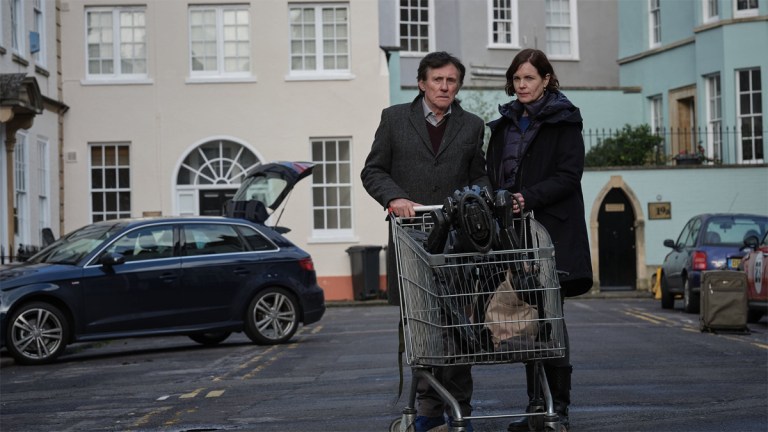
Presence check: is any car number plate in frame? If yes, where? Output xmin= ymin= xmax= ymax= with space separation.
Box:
xmin=728 ymin=257 xmax=741 ymax=269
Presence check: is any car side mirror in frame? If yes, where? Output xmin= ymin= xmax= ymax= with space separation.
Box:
xmin=100 ymin=253 xmax=126 ymax=267
xmin=663 ymin=239 xmax=676 ymax=249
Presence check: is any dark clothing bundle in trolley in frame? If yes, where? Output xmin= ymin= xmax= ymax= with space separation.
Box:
xmin=390 ymin=186 xmax=566 ymax=432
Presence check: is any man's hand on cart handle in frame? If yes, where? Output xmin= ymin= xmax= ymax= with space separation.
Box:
xmin=387 ymin=200 xmax=443 ymax=219
xmin=387 ymin=198 xmax=422 ymax=218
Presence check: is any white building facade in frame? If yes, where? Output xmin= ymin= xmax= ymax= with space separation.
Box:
xmin=59 ymin=0 xmax=390 ymax=300
xmin=1 ymin=0 xmax=65 ymax=262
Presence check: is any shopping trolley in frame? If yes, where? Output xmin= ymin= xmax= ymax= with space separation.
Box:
xmin=389 ymin=205 xmax=566 ymax=432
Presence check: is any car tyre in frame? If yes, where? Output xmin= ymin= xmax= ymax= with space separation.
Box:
xmin=189 ymin=331 xmax=231 ymax=346
xmin=6 ymin=302 xmax=69 ymax=365
xmin=660 ymin=276 xmax=674 ymax=309
xmin=683 ymin=278 xmax=700 ymax=314
xmin=747 ymin=310 xmax=764 ymax=324
xmin=244 ymin=287 xmax=299 ymax=345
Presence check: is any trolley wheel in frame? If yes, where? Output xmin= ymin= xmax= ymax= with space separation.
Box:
xmin=528 ymin=404 xmax=545 ymax=431
xmin=389 ymin=417 xmax=414 ymax=432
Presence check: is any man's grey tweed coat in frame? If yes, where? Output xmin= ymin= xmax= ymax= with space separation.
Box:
xmin=361 ymin=96 xmax=490 ymax=305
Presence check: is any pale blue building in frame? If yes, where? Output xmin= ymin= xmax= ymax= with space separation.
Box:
xmin=378 ymin=0 xmax=767 ymax=293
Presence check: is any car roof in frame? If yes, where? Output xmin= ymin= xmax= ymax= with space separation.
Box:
xmin=95 ymin=216 xmax=262 ymax=228
xmin=697 ymin=213 xmax=768 ymax=218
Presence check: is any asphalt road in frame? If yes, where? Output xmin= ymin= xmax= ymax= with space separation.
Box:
xmin=0 ymin=297 xmax=766 ymax=432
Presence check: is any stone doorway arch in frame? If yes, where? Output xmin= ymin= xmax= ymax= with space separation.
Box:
xmin=589 ymin=176 xmax=649 ymax=292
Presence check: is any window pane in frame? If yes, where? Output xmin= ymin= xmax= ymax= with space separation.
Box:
xmin=91 ymin=170 xmax=103 ymax=189
xmin=237 ymin=225 xmax=276 ymax=251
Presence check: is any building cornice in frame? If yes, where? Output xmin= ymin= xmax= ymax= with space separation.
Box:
xmin=617 ymin=37 xmax=695 ymax=65
xmin=618 ymin=14 xmax=766 ymax=66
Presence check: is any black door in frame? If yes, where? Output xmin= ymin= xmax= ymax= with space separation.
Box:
xmin=598 ymin=188 xmax=636 ymax=290
xmin=199 ymin=189 xmax=237 ymax=216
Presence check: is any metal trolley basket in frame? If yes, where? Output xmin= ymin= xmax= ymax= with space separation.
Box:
xmin=389 ymin=206 xmax=566 ymax=432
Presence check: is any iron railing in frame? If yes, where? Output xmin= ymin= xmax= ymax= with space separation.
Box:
xmin=0 ymin=244 xmax=41 ymax=265
xmin=582 ymin=125 xmax=765 ymax=166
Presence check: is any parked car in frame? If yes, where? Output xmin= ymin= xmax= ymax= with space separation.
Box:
xmin=660 ymin=213 xmax=768 ymax=313
xmin=1 ymin=162 xmax=324 ymax=365
xmin=738 ymin=231 xmax=768 ymax=323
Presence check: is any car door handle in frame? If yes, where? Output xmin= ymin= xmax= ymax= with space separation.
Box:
xmin=159 ymin=272 xmax=177 ymax=283
xmin=233 ymin=267 xmax=250 ymax=276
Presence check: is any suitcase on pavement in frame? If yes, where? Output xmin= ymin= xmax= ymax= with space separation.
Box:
xmin=700 ymin=270 xmax=749 ymax=333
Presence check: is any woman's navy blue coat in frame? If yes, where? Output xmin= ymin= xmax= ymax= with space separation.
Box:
xmin=486 ymin=92 xmax=593 ymax=297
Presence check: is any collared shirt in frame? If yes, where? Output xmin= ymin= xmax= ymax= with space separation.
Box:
xmin=422 ymin=98 xmax=452 ymax=127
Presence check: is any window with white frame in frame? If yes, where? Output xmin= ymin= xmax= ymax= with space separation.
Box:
xmin=703 ymin=0 xmax=719 ymax=23
xmin=37 ymin=139 xmax=49 ymax=242
xmin=288 ymin=4 xmax=349 ymax=76
xmin=90 ymin=143 xmax=131 ymax=222
xmin=33 ymin=0 xmax=46 ymax=66
xmin=311 ymin=138 xmax=352 ymax=237
xmin=189 ymin=5 xmax=250 ymax=77
xmin=14 ymin=132 xmax=29 ymax=247
xmin=399 ymin=0 xmax=432 ymax=54
xmin=545 ymin=0 xmax=578 ymax=59
xmin=737 ymin=68 xmax=764 ymax=163
xmin=705 ymin=74 xmax=722 ymax=162
xmin=488 ymin=0 xmax=519 ymax=48
xmin=11 ymin=0 xmax=25 ymax=54
xmin=735 ymin=0 xmax=759 ymax=18
xmin=649 ymin=0 xmax=661 ymax=47
xmin=86 ymin=7 xmax=147 ymax=79
xmin=650 ymin=95 xmax=664 ymax=134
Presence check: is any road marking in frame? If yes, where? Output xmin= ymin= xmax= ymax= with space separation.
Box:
xmin=164 ymin=408 xmax=196 ymax=426
xmin=179 ymin=388 xmax=204 ymax=399
xmin=206 ymin=390 xmax=225 ymax=398
xmin=133 ymin=407 xmax=171 ymax=427
xmin=622 ymin=309 xmax=677 ymax=325
xmin=622 ymin=310 xmax=663 ymax=324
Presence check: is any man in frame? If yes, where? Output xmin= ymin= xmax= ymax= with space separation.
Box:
xmin=361 ymin=51 xmax=489 ymax=432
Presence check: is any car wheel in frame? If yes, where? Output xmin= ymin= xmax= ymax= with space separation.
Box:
xmin=6 ymin=302 xmax=69 ymax=365
xmin=660 ymin=276 xmax=674 ymax=309
xmin=683 ymin=278 xmax=700 ymax=314
xmin=189 ymin=331 xmax=231 ymax=346
xmin=747 ymin=310 xmax=764 ymax=324
xmin=244 ymin=287 xmax=299 ymax=345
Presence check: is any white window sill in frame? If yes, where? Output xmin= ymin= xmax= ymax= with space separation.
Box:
xmin=400 ymin=51 xmax=431 ymax=58
xmin=186 ymin=76 xmax=257 ymax=84
xmin=285 ymin=73 xmax=355 ymax=82
xmin=307 ymin=235 xmax=360 ymax=244
xmin=547 ymin=56 xmax=580 ymax=62
xmin=488 ymin=44 xmax=521 ymax=50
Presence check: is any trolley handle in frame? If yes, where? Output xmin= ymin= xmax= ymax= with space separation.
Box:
xmin=387 ymin=204 xmax=442 ymax=221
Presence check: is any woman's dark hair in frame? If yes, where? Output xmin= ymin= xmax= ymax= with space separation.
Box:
xmin=504 ymin=49 xmax=560 ymax=96
xmin=417 ymin=51 xmax=466 ymax=95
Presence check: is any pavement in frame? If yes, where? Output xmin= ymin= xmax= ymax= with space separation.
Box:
xmin=0 ymin=289 xmax=653 ymax=369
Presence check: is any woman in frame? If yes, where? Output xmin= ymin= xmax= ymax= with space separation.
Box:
xmin=485 ymin=49 xmax=593 ymax=432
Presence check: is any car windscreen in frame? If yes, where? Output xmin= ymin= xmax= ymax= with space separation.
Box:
xmin=28 ymin=223 xmax=126 ymax=265
xmin=703 ymin=216 xmax=768 ymax=246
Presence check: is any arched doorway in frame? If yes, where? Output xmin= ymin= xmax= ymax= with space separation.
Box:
xmin=590 ymin=176 xmax=649 ymax=292
xmin=174 ymin=139 xmax=261 ymax=216
xmin=598 ymin=188 xmax=636 ymax=290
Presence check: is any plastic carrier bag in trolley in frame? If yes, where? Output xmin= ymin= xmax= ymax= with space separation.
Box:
xmin=391 ymin=186 xmax=566 ymax=367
